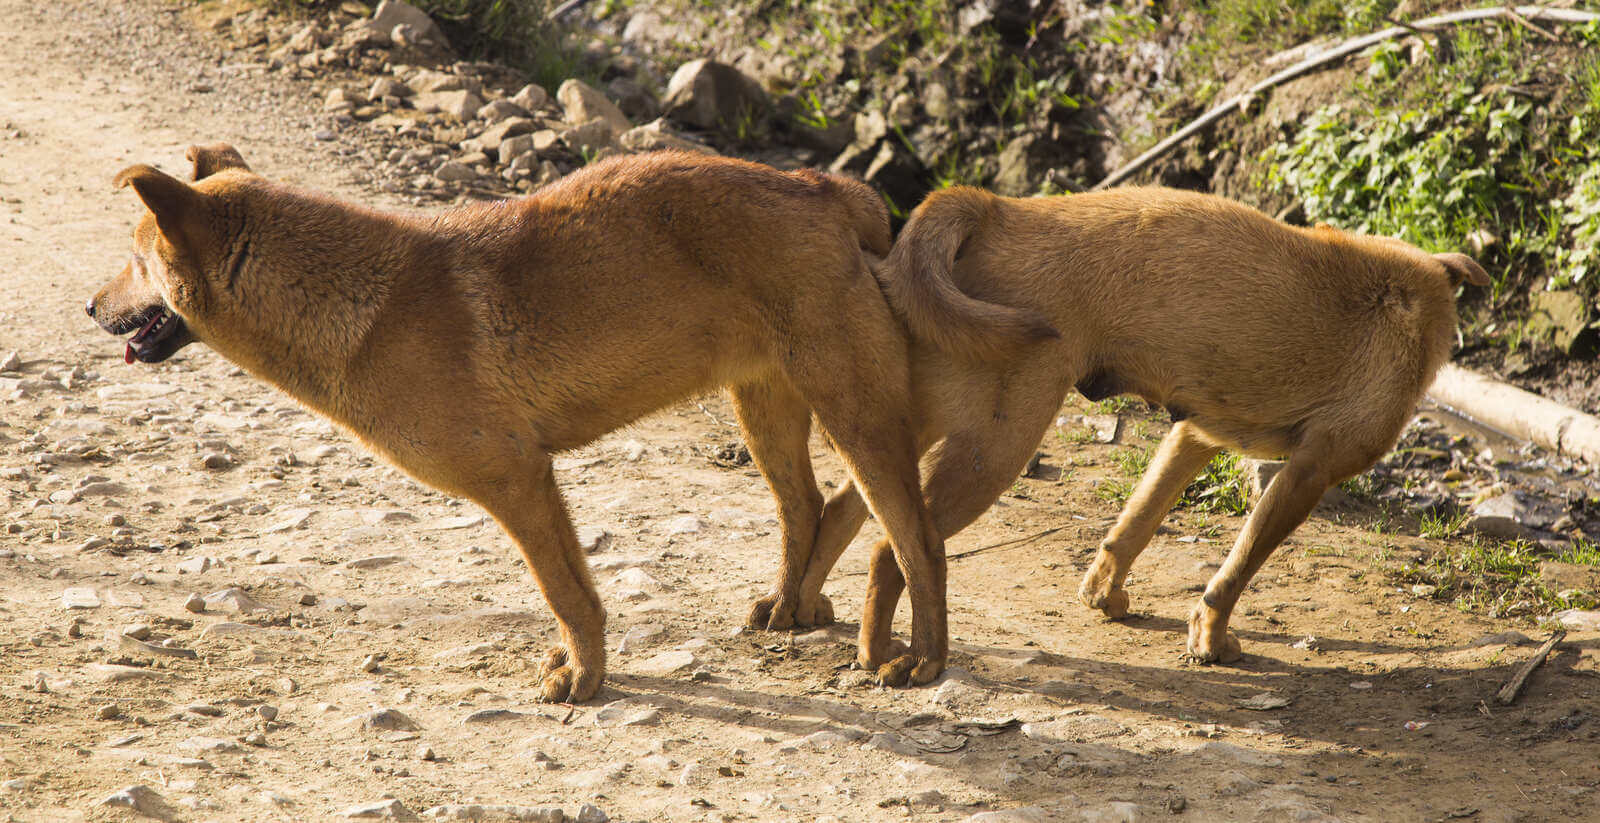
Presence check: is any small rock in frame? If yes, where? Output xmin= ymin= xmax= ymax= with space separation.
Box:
xmin=183 ymin=593 xmax=207 ymax=613
xmin=199 ymin=452 xmax=234 ymax=470
xmin=96 ymin=703 xmax=123 ymax=720
xmin=434 ymin=160 xmax=477 ymax=183
xmin=617 ymin=622 xmax=665 ymax=653
xmin=1467 ymin=491 xmax=1553 ymax=540
xmin=262 ymin=508 xmax=314 ymax=533
xmin=359 ymin=708 xmax=420 ymax=731
xmin=576 ymin=804 xmax=608 ymax=823
xmin=477 ymin=99 xmax=530 ymax=123
xmin=77 ymin=536 xmax=109 ymax=553
xmin=665 ymin=515 xmax=703 ymax=536
xmin=1081 ymin=802 xmax=1140 ymax=823
xmin=964 ymin=808 xmax=1048 ymax=822
xmin=556 ymin=79 xmax=630 ymax=137
xmin=1238 ymin=692 xmax=1292 ymax=711
xmin=0 ymin=351 xmax=20 ymax=372
xmin=61 ymin=587 xmax=101 ymax=610
xmin=662 ymin=59 xmax=770 ymax=135
xmin=1555 ymin=609 xmax=1600 ymax=632
xmin=244 ymin=731 xmax=268 ymax=747
xmin=638 ymin=650 xmax=696 ymax=675
xmin=421 ymin=806 xmax=566 ymax=822
xmin=179 ymin=736 xmax=244 ymax=753
xmin=577 ymin=526 xmax=613 ymax=553
xmin=510 ymin=83 xmax=549 ymax=112
xmin=344 ymin=554 xmax=407 ymax=570
xmin=341 ymin=798 xmax=419 ymax=819
xmin=257 ymin=704 xmax=279 ymax=721
xmin=177 ymin=556 xmax=218 ymax=574
xmin=203 ymin=587 xmax=268 ymax=613
xmin=416 ymin=744 xmax=435 ymax=761
xmin=593 ymin=698 xmax=660 ymax=728
xmin=361 ymin=654 xmax=383 ymax=673
xmin=100 ymin=784 xmax=169 ymax=817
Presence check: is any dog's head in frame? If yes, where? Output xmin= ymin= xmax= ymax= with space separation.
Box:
xmin=87 ymin=143 xmax=253 ymax=364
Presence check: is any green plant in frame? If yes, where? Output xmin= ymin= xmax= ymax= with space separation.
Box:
xmin=1418 ymin=509 xmax=1468 ymax=540
xmin=1182 ymin=452 xmax=1249 ymax=515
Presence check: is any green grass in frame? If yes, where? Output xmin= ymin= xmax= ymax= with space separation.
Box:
xmin=1262 ymin=20 xmax=1600 ymax=324
xmin=1394 ymin=537 xmax=1600 ymax=618
xmin=1093 ymin=443 xmax=1248 ymax=516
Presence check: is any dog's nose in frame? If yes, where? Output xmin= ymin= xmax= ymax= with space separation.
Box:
xmin=84 ymin=298 xmax=96 ymax=318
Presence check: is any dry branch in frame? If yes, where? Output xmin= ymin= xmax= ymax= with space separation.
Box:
xmin=1092 ymin=6 xmax=1600 ymax=190
xmin=1495 ymin=630 xmax=1565 ymax=705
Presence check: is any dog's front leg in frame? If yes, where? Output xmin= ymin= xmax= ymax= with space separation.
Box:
xmin=471 ymin=451 xmax=607 ymax=702
xmin=1188 ymin=452 xmax=1332 ymax=663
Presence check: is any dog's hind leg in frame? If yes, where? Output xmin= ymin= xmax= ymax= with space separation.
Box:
xmin=733 ymin=375 xmax=832 ymax=631
xmin=1078 ymin=420 xmax=1220 ymax=619
xmin=858 ymin=384 xmax=1067 ymax=672
xmin=471 ymin=451 xmax=607 ymax=702
xmin=1186 ymin=439 xmax=1372 ymax=662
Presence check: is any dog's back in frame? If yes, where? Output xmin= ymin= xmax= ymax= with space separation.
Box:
xmin=910 ymin=186 xmax=1480 ymax=457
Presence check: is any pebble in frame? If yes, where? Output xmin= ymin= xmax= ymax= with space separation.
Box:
xmin=416 ymin=744 xmax=435 ymax=761
xmin=421 ymin=805 xmax=566 ymax=821
xmin=359 ymin=708 xmax=421 ymax=731
xmin=262 ymin=508 xmax=314 ymax=533
xmin=345 ymin=554 xmax=407 ymax=570
xmin=245 ymin=731 xmax=268 ymax=747
xmin=965 ymin=808 xmax=1048 ymax=822
xmin=617 ymin=622 xmax=665 ymax=653
xmin=121 ymin=623 xmax=153 ymax=640
xmin=96 ymin=703 xmax=123 ymax=720
xmin=577 ymin=804 xmax=609 ymax=823
xmin=340 ymin=798 xmax=416 ymax=819
xmin=99 ymin=785 xmax=168 ymax=816
xmin=184 ymin=593 xmax=207 ymax=613
xmin=593 ymin=698 xmax=661 ymax=728
xmin=203 ymin=587 xmax=269 ymax=612
xmin=176 ymin=556 xmax=218 ymax=574
xmin=638 ymin=650 xmax=696 ymax=675
xmin=65 ymin=618 xmax=83 ymax=638
xmin=0 ymin=350 xmax=19 ymax=372
xmin=257 ymin=704 xmax=279 ymax=721
xmin=361 ymin=654 xmax=383 ymax=673
xmin=61 ymin=587 xmax=102 ymax=610
xmin=199 ymin=451 xmax=234 ymax=469
xmin=77 ymin=536 xmax=109 ymax=553
xmin=1082 ymin=802 xmax=1141 ymax=823
xmin=665 ymin=515 xmax=703 ymax=536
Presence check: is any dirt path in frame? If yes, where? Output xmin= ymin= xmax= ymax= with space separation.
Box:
xmin=1 ymin=2 xmax=1596 ymax=822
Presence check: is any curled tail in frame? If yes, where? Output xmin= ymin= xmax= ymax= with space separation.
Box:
xmin=877 ymin=186 xmax=1058 ymax=362
xmin=824 ymin=172 xmax=892 ymax=256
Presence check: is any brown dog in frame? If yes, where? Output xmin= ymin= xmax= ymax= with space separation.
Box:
xmin=774 ymin=185 xmax=1487 ymax=664
xmin=87 ymin=145 xmax=1013 ymax=700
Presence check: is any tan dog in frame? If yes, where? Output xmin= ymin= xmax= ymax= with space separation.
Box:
xmin=87 ymin=145 xmax=1011 ymax=700
xmin=774 ymin=185 xmax=1487 ymax=664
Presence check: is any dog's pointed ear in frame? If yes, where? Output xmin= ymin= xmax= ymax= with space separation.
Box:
xmin=1435 ymin=252 xmax=1490 ymax=288
xmin=186 ymin=143 xmax=251 ymax=181
xmin=114 ymin=164 xmax=207 ymax=249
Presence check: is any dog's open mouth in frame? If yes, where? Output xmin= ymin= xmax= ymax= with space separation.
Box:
xmin=121 ymin=306 xmax=190 ymax=364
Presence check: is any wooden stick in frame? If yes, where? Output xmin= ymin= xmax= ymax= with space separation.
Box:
xmin=1091 ymin=6 xmax=1600 ymax=191
xmin=1495 ymin=630 xmax=1565 ymax=705
xmin=1504 ymin=7 xmax=1564 ymax=41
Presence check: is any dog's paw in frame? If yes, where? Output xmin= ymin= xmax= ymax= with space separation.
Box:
xmin=874 ymin=654 xmax=945 ymax=687
xmin=746 ymin=595 xmax=784 ymax=630
xmin=856 ymin=637 xmax=909 ymax=671
xmin=792 ymin=594 xmax=835 ymax=627
xmin=1184 ymin=606 xmax=1243 ymax=664
xmin=534 ymin=646 xmax=600 ymax=703
xmin=1078 ymin=559 xmax=1131 ymax=618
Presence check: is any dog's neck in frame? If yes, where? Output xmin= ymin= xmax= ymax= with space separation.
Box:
xmin=201 ymin=190 xmax=428 ymax=421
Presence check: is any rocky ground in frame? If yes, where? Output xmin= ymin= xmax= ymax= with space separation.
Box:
xmin=3 ymin=1 xmax=1600 ymax=822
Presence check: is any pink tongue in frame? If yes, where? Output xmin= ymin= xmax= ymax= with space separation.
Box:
xmin=124 ymin=341 xmax=136 ymax=364
xmin=125 ymin=311 xmax=164 ymax=365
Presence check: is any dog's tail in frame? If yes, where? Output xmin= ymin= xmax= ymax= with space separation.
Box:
xmin=829 ymin=174 xmax=892 ymax=257
xmin=876 ymin=186 xmax=1058 ymax=362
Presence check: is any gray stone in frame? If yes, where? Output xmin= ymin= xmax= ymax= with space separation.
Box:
xmin=342 ymin=798 xmax=420 ymax=820
xmin=965 ymin=808 xmax=1048 ymax=823
xmin=61 ymin=587 xmax=101 ymax=610
xmin=417 ymin=89 xmax=485 ymax=120
xmin=663 ymin=59 xmax=770 ymax=135
xmin=183 ymin=593 xmax=207 ymax=613
xmin=360 ymin=0 xmax=449 ymax=51
xmin=202 ymin=587 xmax=269 ymax=613
xmin=1468 ymin=491 xmax=1550 ymax=540
xmin=593 ymin=698 xmax=660 ymax=728
xmin=1081 ymin=801 xmax=1140 ymax=823
xmin=0 ymin=351 xmax=20 ymax=372
xmin=370 ymin=77 xmax=414 ymax=100
xmin=557 ymin=79 xmax=630 ymax=137
xmin=638 ymin=650 xmax=696 ymax=675
xmin=99 ymin=784 xmax=171 ymax=818
xmin=1020 ymin=713 xmax=1128 ymax=743
xmin=510 ymin=83 xmax=549 ymax=112
xmin=344 ymin=554 xmax=407 ymax=571
xmin=360 ymin=708 xmax=422 ymax=732
xmin=576 ymin=805 xmax=608 ymax=823
xmin=560 ymin=118 xmax=615 ymax=156
xmin=477 ymin=99 xmax=530 ymax=123
xmin=619 ymin=119 xmax=716 ymax=155
xmin=497 ymin=134 xmax=537 ymax=165
xmin=434 ymin=161 xmax=478 ymax=183
xmin=992 ymin=134 xmax=1042 ymax=197
xmin=1556 ymin=609 xmax=1600 ymax=631
xmin=421 ymin=805 xmax=566 ymax=822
